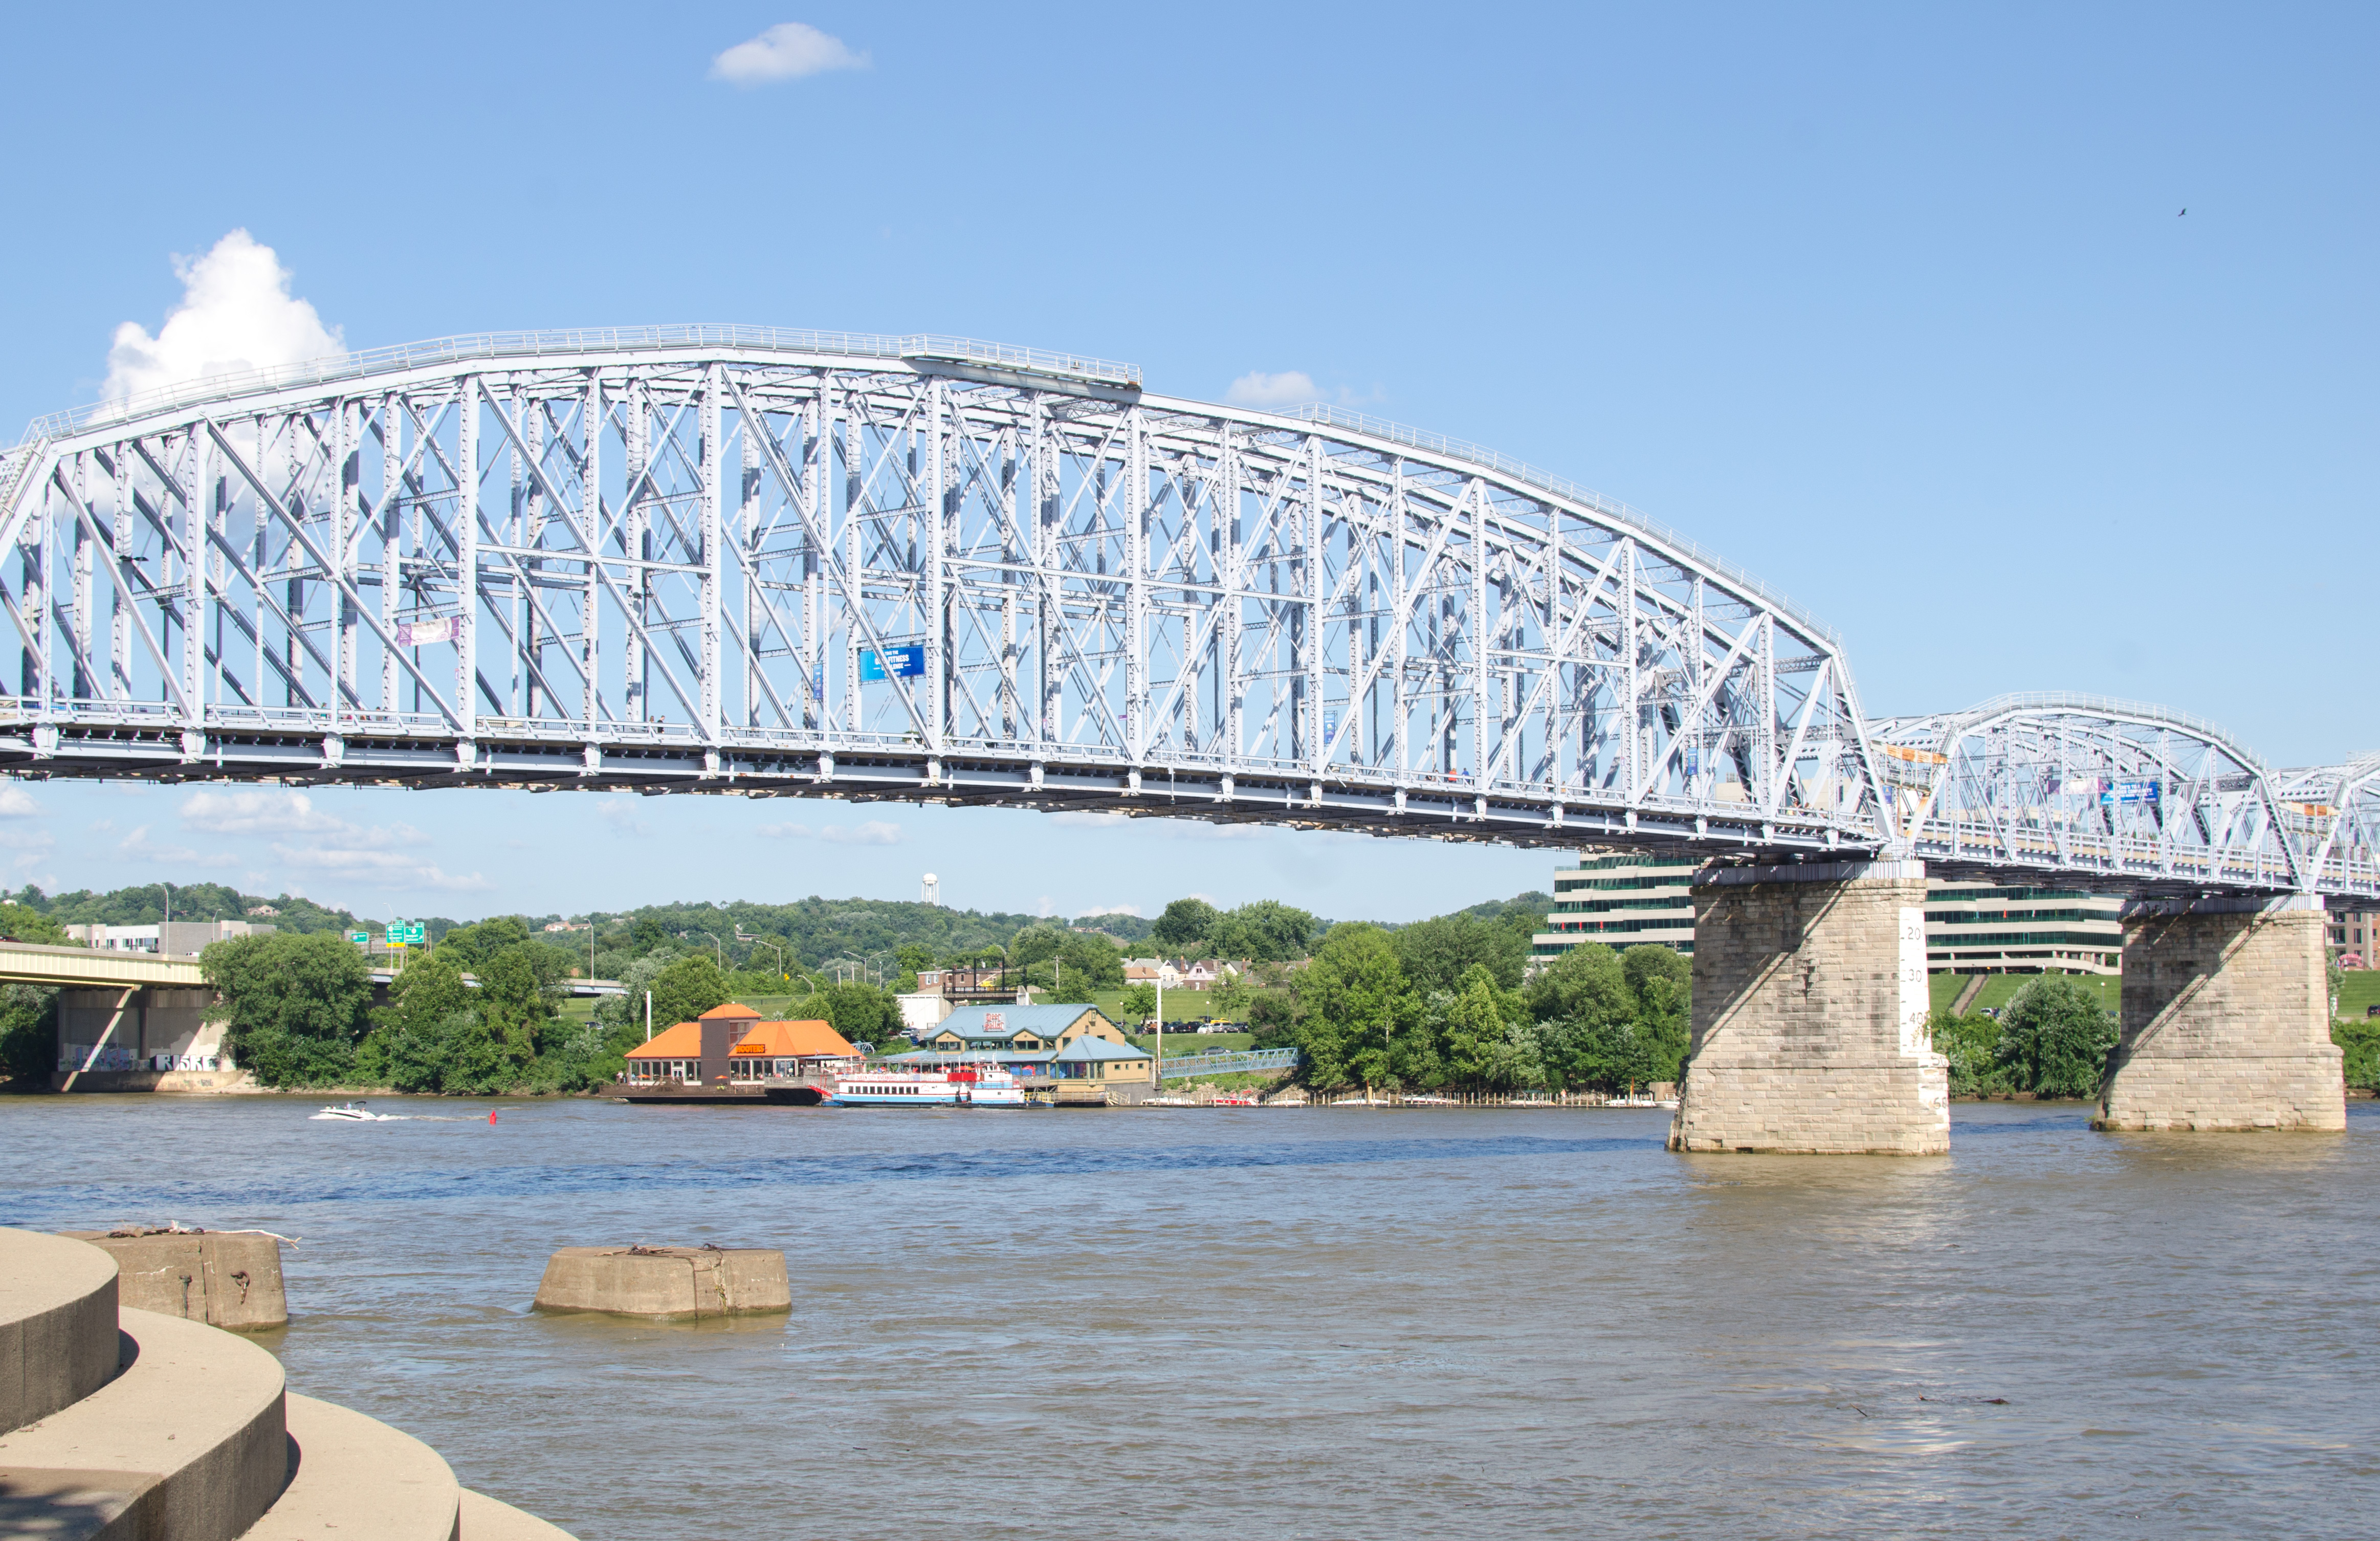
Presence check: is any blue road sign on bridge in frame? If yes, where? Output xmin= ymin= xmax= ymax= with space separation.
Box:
xmin=858 ymin=645 xmax=924 ymax=681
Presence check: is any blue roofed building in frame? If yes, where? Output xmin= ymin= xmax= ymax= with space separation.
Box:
xmin=908 ymin=1004 xmax=1126 ymax=1055
xmin=1048 ymin=1034 xmax=1155 ymax=1088
xmin=881 ymin=1003 xmax=1154 ymax=1097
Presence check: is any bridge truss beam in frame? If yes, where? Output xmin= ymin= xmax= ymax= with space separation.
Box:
xmin=0 ymin=328 xmax=2366 ymax=901
xmin=0 ymin=331 xmax=1881 ymax=862
xmin=1869 ymin=695 xmax=2378 ymax=900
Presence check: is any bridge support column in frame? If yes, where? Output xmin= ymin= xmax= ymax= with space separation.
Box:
xmin=2096 ymin=896 xmax=2343 ymax=1132
xmin=1669 ymin=860 xmax=1948 ymax=1155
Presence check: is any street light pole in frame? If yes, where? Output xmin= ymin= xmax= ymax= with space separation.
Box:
xmin=734 ymin=927 xmax=787 ymax=979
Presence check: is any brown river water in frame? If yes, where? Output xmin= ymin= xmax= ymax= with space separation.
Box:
xmin=8 ymin=1096 xmax=2378 ymax=1539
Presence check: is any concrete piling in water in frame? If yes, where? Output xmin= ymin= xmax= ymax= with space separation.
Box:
xmin=532 ymin=1246 xmax=791 ymax=1319
xmin=2098 ymin=897 xmax=2346 ymax=1132
xmin=62 ymin=1228 xmax=289 ymax=1330
xmin=1668 ymin=860 xmax=1950 ymax=1155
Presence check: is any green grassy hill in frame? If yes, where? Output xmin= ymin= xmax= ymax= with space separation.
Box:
xmin=2337 ymin=971 xmax=2380 ymax=1022
xmin=1931 ymin=972 xmax=2121 ymax=1016
xmin=1129 ymin=1032 xmax=1257 ymax=1056
xmin=1089 ymin=986 xmax=1218 ymax=1025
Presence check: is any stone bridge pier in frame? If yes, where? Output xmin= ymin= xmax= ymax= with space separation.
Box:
xmin=1669 ymin=860 xmax=1949 ymax=1155
xmin=2097 ymin=896 xmax=2344 ymax=1132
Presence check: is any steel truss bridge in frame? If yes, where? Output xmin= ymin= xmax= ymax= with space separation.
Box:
xmin=0 ymin=326 xmax=2370 ymax=902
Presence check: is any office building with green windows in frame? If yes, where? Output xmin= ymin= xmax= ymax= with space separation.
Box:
xmin=1533 ymin=853 xmax=1700 ymax=959
xmin=1531 ymin=854 xmax=2122 ymax=975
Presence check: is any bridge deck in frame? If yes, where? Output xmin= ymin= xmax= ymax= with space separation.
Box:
xmin=0 ymin=940 xmax=206 ymax=988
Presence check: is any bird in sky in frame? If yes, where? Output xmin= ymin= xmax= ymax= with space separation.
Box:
xmin=2179 ymin=208 xmax=2188 ymax=216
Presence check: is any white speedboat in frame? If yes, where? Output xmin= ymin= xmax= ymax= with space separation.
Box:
xmin=826 ymin=1065 xmax=1027 ymax=1107
xmin=310 ymin=1101 xmax=399 ymax=1121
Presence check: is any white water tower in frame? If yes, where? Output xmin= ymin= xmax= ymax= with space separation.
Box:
xmin=921 ymin=873 xmax=940 ymax=906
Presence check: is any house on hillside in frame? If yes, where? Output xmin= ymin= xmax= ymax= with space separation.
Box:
xmin=1122 ymin=958 xmax=1238 ymax=989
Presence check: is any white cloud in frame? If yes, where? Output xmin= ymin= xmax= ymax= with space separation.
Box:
xmin=754 ymin=818 xmax=896 ymax=844
xmin=1077 ymin=903 xmax=1141 ymax=918
xmin=594 ymin=797 xmax=652 ymax=839
xmin=174 ymin=785 xmax=470 ymax=891
xmin=1168 ymin=819 xmax=1273 ymax=840
xmin=1225 ymin=370 xmax=1321 ymax=409
xmin=114 ymin=826 xmax=214 ymax=865
xmin=272 ymin=843 xmax=490 ymax=893
xmin=180 ymin=788 xmax=348 ymax=836
xmin=0 ymin=784 xmax=39 ymax=818
xmin=104 ymin=230 xmax=343 ymax=403
xmin=710 ymin=22 xmax=868 ymax=85
xmin=278 ymin=845 xmax=414 ymax=874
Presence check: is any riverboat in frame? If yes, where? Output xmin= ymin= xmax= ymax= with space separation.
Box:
xmin=826 ymin=1065 xmax=1028 ymax=1108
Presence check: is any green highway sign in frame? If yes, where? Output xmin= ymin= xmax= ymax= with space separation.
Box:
xmin=388 ymin=922 xmax=427 ymax=945
xmin=348 ymin=931 xmax=368 ymax=944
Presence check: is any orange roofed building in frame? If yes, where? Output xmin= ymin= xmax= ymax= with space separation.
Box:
xmin=623 ymin=1002 xmax=860 ymax=1087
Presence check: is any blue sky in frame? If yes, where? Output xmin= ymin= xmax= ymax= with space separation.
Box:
xmin=0 ymin=3 xmax=2370 ymax=923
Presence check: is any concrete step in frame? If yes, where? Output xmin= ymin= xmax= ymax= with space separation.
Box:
xmin=460 ymin=1489 xmax=580 ymax=1540
xmin=241 ymin=1393 xmax=461 ymax=1541
xmin=0 ymin=1305 xmax=287 ymax=1541
xmin=0 ymin=1226 xmax=121 ymax=1435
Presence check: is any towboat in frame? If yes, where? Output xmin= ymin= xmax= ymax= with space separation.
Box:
xmin=825 ymin=1064 xmax=1027 ymax=1108
xmin=310 ymin=1101 xmax=399 ymax=1121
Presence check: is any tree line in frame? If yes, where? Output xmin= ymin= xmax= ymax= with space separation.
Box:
xmin=193 ymin=920 xmax=923 ymax=1095
xmin=165 ymin=890 xmax=1552 ymax=1094
xmin=16 ymin=872 xmax=2375 ymax=1102
xmin=1222 ymin=907 xmax=1693 ymax=1095
xmin=1927 ymin=975 xmax=2121 ymax=1099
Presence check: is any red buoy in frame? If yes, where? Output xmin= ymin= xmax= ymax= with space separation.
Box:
xmin=488 ymin=1109 xmax=498 ymax=1125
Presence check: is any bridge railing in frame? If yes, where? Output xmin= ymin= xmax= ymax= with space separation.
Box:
xmin=20 ymin=326 xmax=1140 ymax=444
xmin=1157 ymin=1047 xmax=1301 ymax=1081
xmin=1887 ymin=692 xmax=2259 ymax=766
